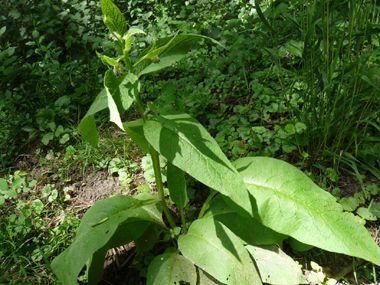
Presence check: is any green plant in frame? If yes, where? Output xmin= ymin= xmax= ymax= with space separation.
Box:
xmin=0 ymin=169 xmax=80 ymax=284
xmin=51 ymin=1 xmax=380 ymax=284
xmin=280 ymin=0 xmax=380 ymax=166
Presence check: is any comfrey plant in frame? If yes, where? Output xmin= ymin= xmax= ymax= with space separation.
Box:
xmin=51 ymin=1 xmax=380 ymax=284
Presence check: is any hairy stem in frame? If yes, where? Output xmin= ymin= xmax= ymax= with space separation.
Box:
xmin=150 ymin=147 xmax=177 ymax=228
xmin=133 ymin=92 xmax=176 ymax=228
xmin=198 ymin=190 xmax=218 ymax=220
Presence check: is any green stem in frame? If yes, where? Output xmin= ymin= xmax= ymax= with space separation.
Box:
xmin=132 ymin=91 xmax=176 ymax=229
xmin=198 ymin=190 xmax=218 ymax=220
xmin=178 ymin=205 xmax=188 ymax=234
xmin=150 ymin=147 xmax=177 ymax=228
xmin=123 ymin=53 xmax=133 ymax=73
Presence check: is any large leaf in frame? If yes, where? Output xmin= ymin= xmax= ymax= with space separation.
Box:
xmin=134 ymin=34 xmax=224 ymax=77
xmin=147 ymin=247 xmax=197 ymax=285
xmin=197 ymin=268 xmax=226 ymax=285
xmin=246 ymin=245 xmax=307 ymax=285
xmin=88 ymin=220 xmax=150 ymax=285
xmin=123 ymin=119 xmax=150 ymax=153
xmin=51 ymin=194 xmax=164 ymax=284
xmin=203 ymin=195 xmax=286 ymax=247
xmin=135 ymin=226 xmax=159 ymax=253
xmin=79 ymin=73 xmax=138 ymax=147
xmin=100 ymin=0 xmax=128 ymax=38
xmin=167 ymin=162 xmax=188 ymax=209
xmin=104 ymin=70 xmax=135 ymax=130
xmin=88 ymin=193 xmax=165 ymax=285
xmin=233 ymin=157 xmax=380 ymax=266
xmin=79 ymin=88 xmax=107 ymax=148
xmin=143 ymin=112 xmax=253 ymax=218
xmin=178 ymin=219 xmax=261 ymax=285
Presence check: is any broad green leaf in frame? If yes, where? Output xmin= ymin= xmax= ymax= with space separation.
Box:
xmin=203 ymin=195 xmax=286 ymax=246
xmin=32 ymin=199 xmax=43 ymax=214
xmin=135 ymin=226 xmax=159 ymax=253
xmin=41 ymin=132 xmax=54 ymax=145
xmin=0 ymin=178 xmax=7 ymax=192
xmin=80 ymin=71 xmax=136 ymax=147
xmin=285 ymin=124 xmax=295 ymax=135
xmin=51 ymin=196 xmax=138 ymax=284
xmin=137 ymin=184 xmax=151 ymax=193
xmin=357 ymin=207 xmax=377 ymax=221
xmin=147 ymin=248 xmax=197 ymax=285
xmin=370 ymin=203 xmax=380 ymax=218
xmin=233 ymin=157 xmax=380 ymax=266
xmin=100 ymin=0 xmax=128 ymax=38
xmin=47 ymin=122 xmax=56 ymax=132
xmin=104 ymin=70 xmax=132 ymax=130
xmin=0 ymin=26 xmax=6 ymax=37
xmin=339 ymin=197 xmax=360 ymax=211
xmin=286 ymin=237 xmax=313 ymax=252
xmin=55 ymin=125 xmax=64 ymax=137
xmin=79 ymin=88 xmax=107 ymax=147
xmin=143 ymin=112 xmax=253 ymax=218
xmin=12 ymin=177 xmax=24 ymax=189
xmin=197 ymin=268 xmax=226 ymax=285
xmin=51 ymin=194 xmax=163 ymax=285
xmin=123 ymin=119 xmax=150 ymax=153
xmin=8 ymin=189 xmax=17 ymax=199
xmin=246 ymin=244 xmax=307 ymax=285
xmin=87 ymin=220 xmax=150 ymax=285
xmin=167 ymin=162 xmax=188 ymax=209
xmin=178 ymin=219 xmax=261 ymax=285
xmin=134 ymin=35 xmax=224 ymax=77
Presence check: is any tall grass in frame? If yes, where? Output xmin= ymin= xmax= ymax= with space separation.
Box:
xmin=287 ymin=0 xmax=380 ymax=168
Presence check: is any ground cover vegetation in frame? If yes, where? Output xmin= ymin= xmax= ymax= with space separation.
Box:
xmin=0 ymin=0 xmax=380 ymax=284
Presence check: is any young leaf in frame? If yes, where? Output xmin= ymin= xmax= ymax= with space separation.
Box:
xmin=123 ymin=28 xmax=146 ymax=53
xmin=96 ymin=51 xmax=119 ymax=66
xmin=147 ymin=248 xmax=197 ymax=285
xmin=245 ymin=244 xmax=307 ymax=285
xmin=167 ymin=162 xmax=188 ymax=209
xmin=143 ymin=112 xmax=253 ymax=218
xmin=178 ymin=219 xmax=261 ymax=285
xmin=134 ymin=34 xmax=224 ymax=77
xmin=203 ymin=195 xmax=286 ymax=247
xmin=233 ymin=157 xmax=380 ymax=266
xmin=100 ymin=0 xmax=128 ymax=39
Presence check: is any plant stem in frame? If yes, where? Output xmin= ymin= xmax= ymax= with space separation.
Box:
xmin=179 ymin=205 xmax=188 ymax=234
xmin=132 ymin=91 xmax=176 ymax=229
xmin=198 ymin=190 xmax=218 ymax=219
xmin=150 ymin=147 xmax=177 ymax=228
